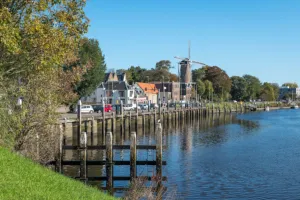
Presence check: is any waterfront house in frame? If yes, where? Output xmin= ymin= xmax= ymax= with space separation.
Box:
xmin=135 ymin=82 xmax=158 ymax=104
xmin=153 ymin=82 xmax=180 ymax=102
xmin=83 ymin=81 xmax=135 ymax=104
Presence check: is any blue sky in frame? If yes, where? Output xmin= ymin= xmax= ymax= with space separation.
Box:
xmin=85 ymin=0 xmax=300 ymax=85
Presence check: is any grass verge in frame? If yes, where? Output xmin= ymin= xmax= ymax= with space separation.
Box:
xmin=0 ymin=147 xmax=116 ymax=200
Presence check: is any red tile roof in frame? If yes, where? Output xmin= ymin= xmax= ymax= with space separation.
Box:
xmin=137 ymin=82 xmax=159 ymax=94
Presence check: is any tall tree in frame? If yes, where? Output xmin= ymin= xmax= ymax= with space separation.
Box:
xmin=270 ymin=83 xmax=280 ymax=100
xmin=0 ymin=0 xmax=88 ymax=156
xmin=282 ymin=82 xmax=298 ymax=88
xmin=204 ymin=80 xmax=214 ymax=100
xmin=260 ymin=82 xmax=275 ymax=101
xmin=243 ymin=74 xmax=261 ymax=100
xmin=126 ymin=66 xmax=146 ymax=84
xmin=230 ymin=76 xmax=247 ymax=101
xmin=75 ymin=38 xmax=106 ymax=97
xmin=196 ymin=80 xmax=206 ymax=99
xmin=155 ymin=60 xmax=172 ymax=71
xmin=203 ymin=66 xmax=231 ymax=99
xmin=192 ymin=68 xmax=206 ymax=82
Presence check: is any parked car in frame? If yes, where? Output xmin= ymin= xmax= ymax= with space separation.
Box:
xmin=123 ymin=104 xmax=135 ymax=111
xmin=74 ymin=105 xmax=94 ymax=113
xmin=92 ymin=104 xmax=113 ymax=113
xmin=150 ymin=103 xmax=158 ymax=110
xmin=139 ymin=104 xmax=149 ymax=110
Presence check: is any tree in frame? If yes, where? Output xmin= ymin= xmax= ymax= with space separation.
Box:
xmin=282 ymin=82 xmax=298 ymax=88
xmin=0 ymin=0 xmax=88 ymax=159
xmin=192 ymin=68 xmax=206 ymax=82
xmin=260 ymin=82 xmax=275 ymax=101
xmin=270 ymin=83 xmax=280 ymax=100
xmin=204 ymin=80 xmax=214 ymax=100
xmin=75 ymin=38 xmax=106 ymax=97
xmin=155 ymin=60 xmax=172 ymax=71
xmin=230 ymin=76 xmax=247 ymax=101
xmin=196 ymin=80 xmax=206 ymax=99
xmin=126 ymin=66 xmax=146 ymax=84
xmin=243 ymin=74 xmax=261 ymax=100
xmin=203 ymin=66 xmax=231 ymax=99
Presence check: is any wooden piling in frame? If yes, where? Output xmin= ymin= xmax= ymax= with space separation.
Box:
xmin=130 ymin=132 xmax=137 ymax=181
xmin=106 ymin=132 xmax=113 ymax=193
xmin=112 ymin=112 xmax=116 ymax=133
xmin=77 ymin=101 xmax=82 ymax=146
xmin=56 ymin=130 xmax=63 ymax=173
xmin=80 ymin=132 xmax=87 ymax=183
xmin=91 ymin=117 xmax=95 ymax=145
xmin=102 ymin=101 xmax=106 ymax=136
xmin=156 ymin=122 xmax=163 ymax=183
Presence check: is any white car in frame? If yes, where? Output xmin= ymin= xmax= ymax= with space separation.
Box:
xmin=74 ymin=105 xmax=94 ymax=113
xmin=123 ymin=104 xmax=140 ymax=111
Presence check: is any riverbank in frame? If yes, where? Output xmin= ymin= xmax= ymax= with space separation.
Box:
xmin=0 ymin=147 xmax=116 ymax=200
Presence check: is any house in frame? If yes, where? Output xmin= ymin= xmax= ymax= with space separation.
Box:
xmin=104 ymin=71 xmax=127 ymax=82
xmin=83 ymin=81 xmax=135 ymax=105
xmin=135 ymin=82 xmax=159 ymax=104
xmin=279 ymin=86 xmax=300 ymax=100
xmin=153 ymin=82 xmax=180 ymax=102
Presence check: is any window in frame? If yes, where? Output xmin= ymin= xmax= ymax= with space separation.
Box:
xmin=119 ymin=91 xmax=124 ymax=97
xmin=130 ymin=91 xmax=133 ymax=97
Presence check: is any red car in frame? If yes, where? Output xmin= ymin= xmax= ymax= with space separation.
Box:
xmin=104 ymin=104 xmax=113 ymax=112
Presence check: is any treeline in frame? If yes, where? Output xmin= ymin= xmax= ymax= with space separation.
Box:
xmin=193 ymin=67 xmax=298 ymax=101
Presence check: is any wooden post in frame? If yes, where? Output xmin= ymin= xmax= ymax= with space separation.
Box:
xmin=102 ymin=100 xmax=106 ymax=135
xmin=156 ymin=122 xmax=163 ymax=183
xmin=56 ymin=130 xmax=63 ymax=173
xmin=135 ymin=106 xmax=138 ymax=133
xmin=153 ymin=109 xmax=156 ymax=126
xmin=112 ymin=112 xmax=116 ymax=133
xmin=121 ymin=101 xmax=124 ymax=135
xmin=129 ymin=111 xmax=131 ymax=132
xmin=106 ymin=132 xmax=113 ymax=193
xmin=77 ymin=100 xmax=82 ymax=146
xmin=80 ymin=132 xmax=87 ymax=184
xmin=130 ymin=132 xmax=137 ymax=181
xmin=142 ymin=113 xmax=145 ymax=133
xmin=91 ymin=117 xmax=94 ymax=145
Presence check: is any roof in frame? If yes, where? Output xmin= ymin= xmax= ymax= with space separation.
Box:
xmin=99 ymin=81 xmax=130 ymax=90
xmin=105 ymin=72 xmax=126 ymax=82
xmin=137 ymin=82 xmax=158 ymax=94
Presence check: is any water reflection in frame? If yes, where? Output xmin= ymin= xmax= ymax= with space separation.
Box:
xmin=63 ymin=112 xmax=261 ymax=198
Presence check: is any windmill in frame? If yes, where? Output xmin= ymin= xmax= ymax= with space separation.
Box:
xmin=174 ymin=41 xmax=207 ymax=84
xmin=174 ymin=41 xmax=208 ymax=101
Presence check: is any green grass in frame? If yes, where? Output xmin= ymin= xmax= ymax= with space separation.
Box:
xmin=0 ymin=147 xmax=116 ymax=200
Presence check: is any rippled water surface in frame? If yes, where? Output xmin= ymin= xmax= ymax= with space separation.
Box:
xmin=65 ymin=109 xmax=300 ymax=199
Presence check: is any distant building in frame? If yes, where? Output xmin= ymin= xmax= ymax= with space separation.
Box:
xmin=279 ymin=86 xmax=300 ymax=99
xmin=180 ymin=60 xmax=191 ymax=83
xmin=180 ymin=83 xmax=192 ymax=101
xmin=135 ymin=82 xmax=158 ymax=104
xmin=83 ymin=81 xmax=135 ymax=104
xmin=104 ymin=71 xmax=127 ymax=82
xmin=153 ymin=82 xmax=180 ymax=102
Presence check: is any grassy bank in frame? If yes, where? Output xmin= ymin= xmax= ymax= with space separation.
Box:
xmin=0 ymin=147 xmax=116 ymax=200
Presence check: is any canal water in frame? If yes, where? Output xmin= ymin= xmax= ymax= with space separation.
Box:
xmin=64 ymin=109 xmax=300 ymax=199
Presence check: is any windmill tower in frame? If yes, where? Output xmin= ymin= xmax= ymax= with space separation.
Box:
xmin=174 ymin=41 xmax=207 ymax=83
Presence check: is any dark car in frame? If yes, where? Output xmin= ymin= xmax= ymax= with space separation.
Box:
xmin=92 ymin=105 xmax=102 ymax=113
